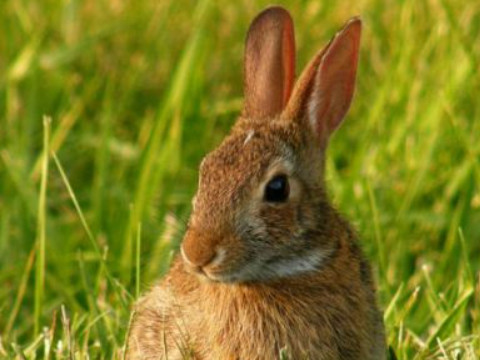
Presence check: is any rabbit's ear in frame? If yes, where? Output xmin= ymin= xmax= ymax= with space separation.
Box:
xmin=243 ymin=6 xmax=295 ymax=119
xmin=285 ymin=18 xmax=361 ymax=143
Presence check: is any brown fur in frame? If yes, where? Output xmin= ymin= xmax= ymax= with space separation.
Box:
xmin=127 ymin=6 xmax=386 ymax=360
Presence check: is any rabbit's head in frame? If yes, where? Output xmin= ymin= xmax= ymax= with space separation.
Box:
xmin=181 ymin=7 xmax=361 ymax=283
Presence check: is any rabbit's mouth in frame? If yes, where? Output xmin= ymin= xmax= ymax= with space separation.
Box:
xmin=195 ymin=264 xmax=248 ymax=283
xmin=201 ymin=270 xmax=236 ymax=283
xmin=190 ymin=259 xmax=259 ymax=284
xmin=196 ymin=248 xmax=334 ymax=284
xmin=185 ymin=266 xmax=240 ymax=284
xmin=203 ymin=270 xmax=260 ymax=284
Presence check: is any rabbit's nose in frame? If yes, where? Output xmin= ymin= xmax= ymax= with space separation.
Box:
xmin=181 ymin=231 xmax=218 ymax=269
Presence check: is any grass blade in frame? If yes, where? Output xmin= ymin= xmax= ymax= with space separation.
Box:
xmin=52 ymin=152 xmax=129 ymax=310
xmin=34 ymin=116 xmax=51 ymax=335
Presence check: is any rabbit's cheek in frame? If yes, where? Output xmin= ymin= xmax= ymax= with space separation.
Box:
xmin=261 ymin=205 xmax=298 ymax=242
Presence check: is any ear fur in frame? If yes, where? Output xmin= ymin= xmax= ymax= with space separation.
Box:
xmin=285 ymin=17 xmax=362 ymax=143
xmin=243 ymin=6 xmax=296 ymax=119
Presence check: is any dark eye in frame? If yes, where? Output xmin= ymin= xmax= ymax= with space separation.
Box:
xmin=264 ymin=175 xmax=289 ymax=203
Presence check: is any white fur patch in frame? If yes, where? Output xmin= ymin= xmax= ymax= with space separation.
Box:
xmin=243 ymin=130 xmax=255 ymax=145
xmin=180 ymin=245 xmax=192 ymax=266
xmin=266 ymin=249 xmax=331 ymax=278
xmin=209 ymin=247 xmax=227 ymax=267
xmin=307 ymin=88 xmax=320 ymax=132
xmin=220 ymin=248 xmax=332 ymax=283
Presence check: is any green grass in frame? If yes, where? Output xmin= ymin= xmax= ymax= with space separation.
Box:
xmin=0 ymin=0 xmax=479 ymax=358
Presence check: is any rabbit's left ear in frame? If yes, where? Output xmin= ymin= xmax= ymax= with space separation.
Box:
xmin=285 ymin=18 xmax=361 ymax=143
xmin=243 ymin=6 xmax=295 ymax=119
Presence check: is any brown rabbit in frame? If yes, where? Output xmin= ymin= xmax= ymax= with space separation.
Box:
xmin=127 ymin=6 xmax=386 ymax=360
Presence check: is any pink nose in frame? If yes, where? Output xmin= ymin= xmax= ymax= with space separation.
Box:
xmin=181 ymin=230 xmax=217 ymax=268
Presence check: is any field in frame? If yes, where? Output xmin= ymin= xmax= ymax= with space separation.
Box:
xmin=0 ymin=0 xmax=479 ymax=358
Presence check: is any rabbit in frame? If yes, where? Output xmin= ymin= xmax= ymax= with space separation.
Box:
xmin=127 ymin=6 xmax=386 ymax=360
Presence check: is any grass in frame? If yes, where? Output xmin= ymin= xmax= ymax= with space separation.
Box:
xmin=0 ymin=0 xmax=479 ymax=358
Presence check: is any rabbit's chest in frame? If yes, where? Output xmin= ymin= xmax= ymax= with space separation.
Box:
xmin=187 ymin=296 xmax=344 ymax=360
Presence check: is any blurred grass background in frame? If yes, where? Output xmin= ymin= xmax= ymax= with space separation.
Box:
xmin=0 ymin=0 xmax=479 ymax=358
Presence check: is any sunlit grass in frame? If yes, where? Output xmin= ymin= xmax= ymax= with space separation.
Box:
xmin=0 ymin=0 xmax=479 ymax=358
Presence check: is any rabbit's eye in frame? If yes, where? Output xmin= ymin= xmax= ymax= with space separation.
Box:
xmin=264 ymin=175 xmax=289 ymax=203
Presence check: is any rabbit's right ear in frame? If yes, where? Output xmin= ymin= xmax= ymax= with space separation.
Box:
xmin=243 ymin=6 xmax=295 ymax=119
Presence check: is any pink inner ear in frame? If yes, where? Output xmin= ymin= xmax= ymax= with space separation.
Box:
xmin=282 ymin=19 xmax=296 ymax=107
xmin=311 ymin=18 xmax=361 ymax=137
